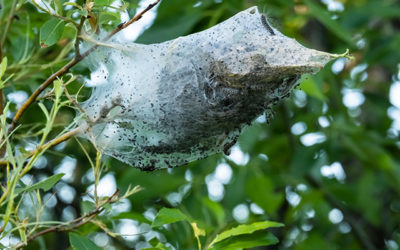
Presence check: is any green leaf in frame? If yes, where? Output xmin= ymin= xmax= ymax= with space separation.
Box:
xmin=0 ymin=57 xmax=7 ymax=80
xmin=294 ymin=232 xmax=330 ymax=250
xmin=77 ymin=9 xmax=89 ymax=17
xmin=149 ymin=237 xmax=160 ymax=247
xmin=356 ymin=171 xmax=381 ymax=226
xmin=69 ymin=233 xmax=101 ymax=250
xmin=245 ymin=176 xmax=284 ymax=215
xmin=16 ymin=174 xmax=64 ymax=194
xmin=19 ymin=226 xmax=27 ymax=245
xmin=299 ymin=75 xmax=327 ymax=101
xmin=0 ymin=73 xmax=14 ymax=87
xmin=289 ymin=146 xmax=321 ymax=177
xmin=54 ymin=79 xmax=63 ymax=99
xmin=145 ymin=237 xmax=173 ymax=250
xmin=40 ymin=18 xmax=66 ymax=48
xmin=63 ymin=2 xmax=82 ymax=9
xmin=103 ymin=203 xmax=112 ymax=212
xmin=202 ymin=197 xmax=225 ymax=225
xmin=81 ymin=200 xmax=96 ymax=214
xmin=0 ymin=57 xmax=8 ymax=88
xmin=211 ymin=231 xmax=279 ymax=250
xmin=94 ymin=0 xmax=113 ymax=6
xmin=152 ymin=208 xmax=190 ymax=227
xmin=112 ymin=211 xmax=151 ymax=224
xmin=38 ymin=102 xmax=50 ymax=121
xmin=210 ymin=221 xmax=283 ymax=246
xmin=99 ymin=12 xmax=120 ymax=25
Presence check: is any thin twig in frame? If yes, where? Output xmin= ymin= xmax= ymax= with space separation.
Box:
xmin=0 ymin=126 xmax=83 ymax=166
xmin=14 ymin=189 xmax=120 ymax=249
xmin=104 ymin=0 xmax=161 ymax=40
xmin=74 ymin=16 xmax=87 ymax=58
xmin=7 ymin=0 xmax=161 ymax=135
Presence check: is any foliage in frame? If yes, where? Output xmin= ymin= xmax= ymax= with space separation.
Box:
xmin=0 ymin=0 xmax=399 ymax=249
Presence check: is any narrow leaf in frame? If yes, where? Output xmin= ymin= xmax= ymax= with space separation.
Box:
xmin=151 ymin=208 xmax=189 ymax=227
xmin=211 ymin=231 xmax=279 ymax=250
xmin=300 ymin=76 xmax=327 ymax=101
xmin=149 ymin=237 xmax=160 ymax=247
xmin=94 ymin=0 xmax=113 ymax=6
xmin=99 ymin=12 xmax=120 ymax=25
xmin=54 ymin=79 xmax=63 ymax=99
xmin=63 ymin=2 xmax=82 ymax=9
xmin=0 ymin=57 xmax=7 ymax=80
xmin=38 ymin=102 xmax=50 ymax=121
xmin=202 ymin=197 xmax=225 ymax=225
xmin=112 ymin=211 xmax=151 ymax=224
xmin=81 ymin=200 xmax=96 ymax=215
xmin=40 ymin=18 xmax=66 ymax=48
xmin=145 ymin=237 xmax=173 ymax=250
xmin=17 ymin=173 xmax=65 ymax=194
xmin=69 ymin=233 xmax=101 ymax=250
xmin=211 ymin=221 xmax=283 ymax=245
xmin=77 ymin=9 xmax=88 ymax=17
xmin=0 ymin=74 xmax=14 ymax=88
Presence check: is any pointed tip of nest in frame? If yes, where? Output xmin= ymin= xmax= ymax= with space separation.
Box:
xmin=330 ymin=49 xmax=354 ymax=60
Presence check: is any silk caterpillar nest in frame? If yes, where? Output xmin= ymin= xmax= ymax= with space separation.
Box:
xmin=80 ymin=7 xmax=341 ymax=171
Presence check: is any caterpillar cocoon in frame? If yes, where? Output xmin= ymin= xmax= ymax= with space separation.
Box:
xmin=80 ymin=7 xmax=339 ymax=170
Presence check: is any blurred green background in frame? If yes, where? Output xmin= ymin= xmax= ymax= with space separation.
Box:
xmin=1 ymin=0 xmax=400 ymax=249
